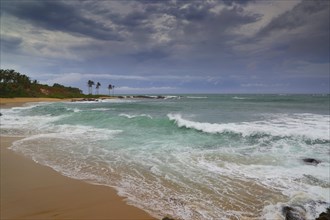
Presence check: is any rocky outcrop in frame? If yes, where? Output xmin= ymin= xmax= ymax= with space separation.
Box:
xmin=71 ymin=98 xmax=99 ymax=102
xmin=282 ymin=205 xmax=330 ymax=220
xmin=282 ymin=206 xmax=306 ymax=220
xmin=118 ymin=95 xmax=166 ymax=99
xmin=316 ymin=207 xmax=330 ymax=220
xmin=302 ymin=158 xmax=321 ymax=165
xmin=162 ymin=217 xmax=175 ymax=220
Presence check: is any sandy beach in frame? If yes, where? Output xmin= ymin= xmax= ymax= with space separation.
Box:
xmin=0 ymin=98 xmax=69 ymax=108
xmin=0 ymin=98 xmax=155 ymax=220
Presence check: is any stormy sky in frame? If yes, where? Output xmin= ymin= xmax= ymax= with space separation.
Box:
xmin=1 ymin=0 xmax=329 ymax=94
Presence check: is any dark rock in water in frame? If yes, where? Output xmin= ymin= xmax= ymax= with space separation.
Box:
xmin=0 ymin=113 xmax=2 ymax=116
xmin=162 ymin=217 xmax=175 ymax=220
xmin=282 ymin=206 xmax=306 ymax=220
xmin=71 ymin=98 xmax=99 ymax=102
xmin=302 ymin=158 xmax=321 ymax=165
xmin=316 ymin=207 xmax=330 ymax=220
xmin=115 ymin=95 xmax=166 ymax=99
xmin=134 ymin=95 xmax=154 ymax=99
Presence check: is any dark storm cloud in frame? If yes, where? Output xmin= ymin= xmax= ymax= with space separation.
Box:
xmin=259 ymin=0 xmax=328 ymax=36
xmin=222 ymin=0 xmax=255 ymax=6
xmin=1 ymin=0 xmax=260 ymax=58
xmin=187 ymin=5 xmax=260 ymax=38
xmin=113 ymin=10 xmax=149 ymax=28
xmin=129 ymin=49 xmax=169 ymax=62
xmin=1 ymin=0 xmax=122 ymax=41
xmin=255 ymin=0 xmax=329 ymax=63
xmin=1 ymin=0 xmax=329 ymax=93
xmin=132 ymin=1 xmax=261 ymax=59
xmin=151 ymin=1 xmax=260 ymax=28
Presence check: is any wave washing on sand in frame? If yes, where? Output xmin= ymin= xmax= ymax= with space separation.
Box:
xmin=1 ymin=95 xmax=329 ymax=219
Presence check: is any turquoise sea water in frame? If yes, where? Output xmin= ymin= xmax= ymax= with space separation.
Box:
xmin=1 ymin=94 xmax=329 ymax=219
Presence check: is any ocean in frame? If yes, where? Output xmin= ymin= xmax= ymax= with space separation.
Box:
xmin=1 ymin=94 xmax=329 ymax=219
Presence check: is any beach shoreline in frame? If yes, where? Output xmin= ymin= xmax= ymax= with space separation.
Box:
xmin=0 ymin=97 xmax=69 ymax=108
xmin=0 ymin=98 xmax=156 ymax=220
xmin=0 ymin=97 xmax=118 ymax=108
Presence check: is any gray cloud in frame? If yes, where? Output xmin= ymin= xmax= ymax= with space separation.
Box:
xmin=232 ymin=0 xmax=329 ymax=73
xmin=259 ymin=0 xmax=328 ymax=36
xmin=1 ymin=0 xmax=122 ymax=41
xmin=0 ymin=0 xmax=329 ymax=93
xmin=286 ymin=2 xmax=328 ymax=62
xmin=0 ymin=0 xmax=261 ymax=60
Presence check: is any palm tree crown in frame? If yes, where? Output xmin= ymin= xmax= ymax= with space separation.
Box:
xmin=86 ymin=80 xmax=115 ymax=96
xmin=87 ymin=80 xmax=95 ymax=94
xmin=96 ymin=82 xmax=101 ymax=95
xmin=108 ymin=84 xmax=112 ymax=96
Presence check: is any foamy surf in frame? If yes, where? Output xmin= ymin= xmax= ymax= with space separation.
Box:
xmin=167 ymin=113 xmax=330 ymax=141
xmin=1 ymin=94 xmax=329 ymax=219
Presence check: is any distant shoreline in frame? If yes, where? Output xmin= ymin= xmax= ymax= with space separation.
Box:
xmin=0 ymin=97 xmax=117 ymax=107
xmin=0 ymin=95 xmax=174 ymax=107
xmin=0 ymin=97 xmax=70 ymax=108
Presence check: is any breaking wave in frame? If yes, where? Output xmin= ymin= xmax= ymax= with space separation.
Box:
xmin=167 ymin=113 xmax=330 ymax=141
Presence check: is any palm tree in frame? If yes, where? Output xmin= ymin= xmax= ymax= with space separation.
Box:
xmin=96 ymin=82 xmax=101 ymax=95
xmin=87 ymin=80 xmax=94 ymax=95
xmin=112 ymin=85 xmax=115 ymax=96
xmin=108 ymin=84 xmax=112 ymax=96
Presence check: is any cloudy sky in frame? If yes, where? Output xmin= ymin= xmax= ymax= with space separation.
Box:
xmin=1 ymin=0 xmax=329 ymax=94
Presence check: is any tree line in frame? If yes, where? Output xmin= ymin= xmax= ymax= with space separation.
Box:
xmin=87 ymin=80 xmax=115 ymax=96
xmin=0 ymin=69 xmax=82 ymax=98
xmin=0 ymin=69 xmax=116 ymax=98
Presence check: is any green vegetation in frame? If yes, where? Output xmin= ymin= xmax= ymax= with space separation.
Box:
xmin=0 ymin=69 xmax=86 ymax=98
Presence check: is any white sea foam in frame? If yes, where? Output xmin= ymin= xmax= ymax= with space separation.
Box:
xmin=196 ymin=147 xmax=330 ymax=219
xmin=168 ymin=113 xmax=330 ymax=141
xmin=232 ymin=96 xmax=249 ymax=100
xmin=9 ymin=123 xmax=123 ymax=184
xmin=186 ymin=96 xmax=208 ymax=99
xmin=119 ymin=113 xmax=153 ymax=119
xmin=9 ymin=124 xmax=122 ymax=151
xmin=91 ymin=108 xmax=111 ymax=111
xmin=0 ymin=112 xmax=65 ymax=136
xmin=164 ymin=95 xmax=180 ymax=99
xmin=100 ymin=99 xmax=138 ymax=103
xmin=66 ymin=107 xmax=82 ymax=112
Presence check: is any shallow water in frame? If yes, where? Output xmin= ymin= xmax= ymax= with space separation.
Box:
xmin=1 ymin=94 xmax=329 ymax=219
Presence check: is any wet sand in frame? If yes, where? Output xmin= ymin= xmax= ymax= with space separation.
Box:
xmin=0 ymin=99 xmax=155 ymax=220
